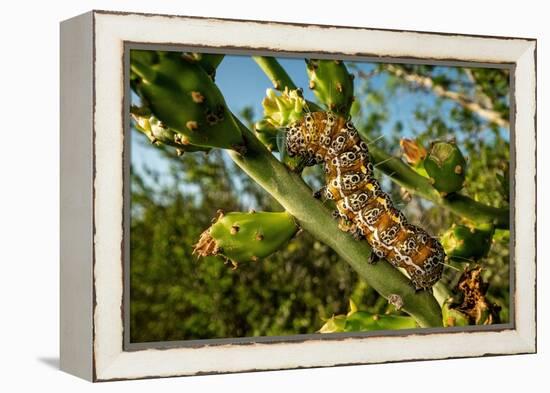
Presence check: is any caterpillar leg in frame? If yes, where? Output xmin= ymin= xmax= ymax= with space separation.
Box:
xmin=313 ymin=186 xmax=326 ymax=200
xmin=337 ymin=216 xmax=353 ymax=231
xmin=350 ymin=227 xmax=364 ymax=240
xmin=336 ymin=218 xmax=364 ymax=240
xmin=368 ymin=253 xmax=380 ymax=265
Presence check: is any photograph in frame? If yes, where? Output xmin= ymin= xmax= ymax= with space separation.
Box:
xmin=128 ymin=49 xmax=512 ymax=344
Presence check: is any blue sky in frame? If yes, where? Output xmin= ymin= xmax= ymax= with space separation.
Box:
xmin=131 ymin=54 xmax=508 ymax=182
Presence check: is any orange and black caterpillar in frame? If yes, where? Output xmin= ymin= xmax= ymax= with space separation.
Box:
xmin=286 ymin=111 xmax=445 ymax=290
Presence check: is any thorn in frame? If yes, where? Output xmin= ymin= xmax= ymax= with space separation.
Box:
xmin=230 ymin=225 xmax=240 ymax=235
xmin=454 ymin=165 xmax=463 ymax=174
xmin=309 ymin=80 xmax=316 ymax=90
xmin=255 ymin=233 xmax=264 ymax=241
xmin=186 ymin=120 xmax=199 ymax=131
xmin=191 ymin=91 xmax=205 ymax=104
xmin=251 ymin=255 xmax=259 ymax=262
xmin=336 ymin=82 xmax=343 ymax=93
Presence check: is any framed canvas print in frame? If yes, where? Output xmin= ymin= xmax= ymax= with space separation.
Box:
xmin=60 ymin=10 xmax=537 ymax=382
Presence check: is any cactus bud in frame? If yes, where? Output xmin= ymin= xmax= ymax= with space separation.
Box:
xmin=423 ymin=141 xmax=467 ymax=194
xmin=130 ymin=50 xmax=245 ymax=151
xmin=441 ymin=223 xmax=494 ymax=262
xmin=193 ymin=211 xmax=298 ymax=265
xmin=305 ymin=59 xmax=354 ymax=117
xmin=262 ymin=87 xmax=306 ymax=128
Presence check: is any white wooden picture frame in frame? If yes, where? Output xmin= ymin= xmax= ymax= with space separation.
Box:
xmin=60 ymin=10 xmax=536 ymax=381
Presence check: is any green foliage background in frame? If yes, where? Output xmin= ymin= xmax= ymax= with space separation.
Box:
xmin=130 ymin=59 xmax=510 ymax=342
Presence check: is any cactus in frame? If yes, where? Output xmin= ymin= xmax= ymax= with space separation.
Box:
xmin=183 ymin=53 xmax=224 ymax=80
xmin=441 ymin=223 xmax=494 ymax=262
xmin=306 ymin=59 xmax=354 ymax=116
xmin=260 ymin=88 xmax=309 ymax=170
xmin=130 ymin=50 xmax=245 ymax=152
xmin=319 ymin=299 xmax=417 ymax=333
xmin=131 ymin=106 xmax=210 ymax=154
xmin=423 ymin=141 xmax=467 ymax=195
xmin=193 ymin=210 xmax=299 ymax=267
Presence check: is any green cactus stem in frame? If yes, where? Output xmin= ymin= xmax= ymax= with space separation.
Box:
xmin=423 ymin=141 xmax=467 ymax=195
xmin=183 ymin=53 xmax=224 ymax=80
xmin=319 ymin=299 xmax=417 ymax=333
xmin=253 ymin=56 xmax=298 ymax=91
xmin=130 ymin=50 xmax=245 ymax=152
xmin=193 ymin=210 xmax=299 ymax=266
xmin=254 ymin=119 xmax=280 ymax=152
xmin=306 ymin=59 xmax=354 ymax=117
xmin=131 ymin=106 xmax=210 ymax=154
xmin=441 ymin=223 xmax=494 ymax=262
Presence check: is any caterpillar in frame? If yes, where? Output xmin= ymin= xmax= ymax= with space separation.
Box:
xmin=285 ymin=111 xmax=445 ymax=290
